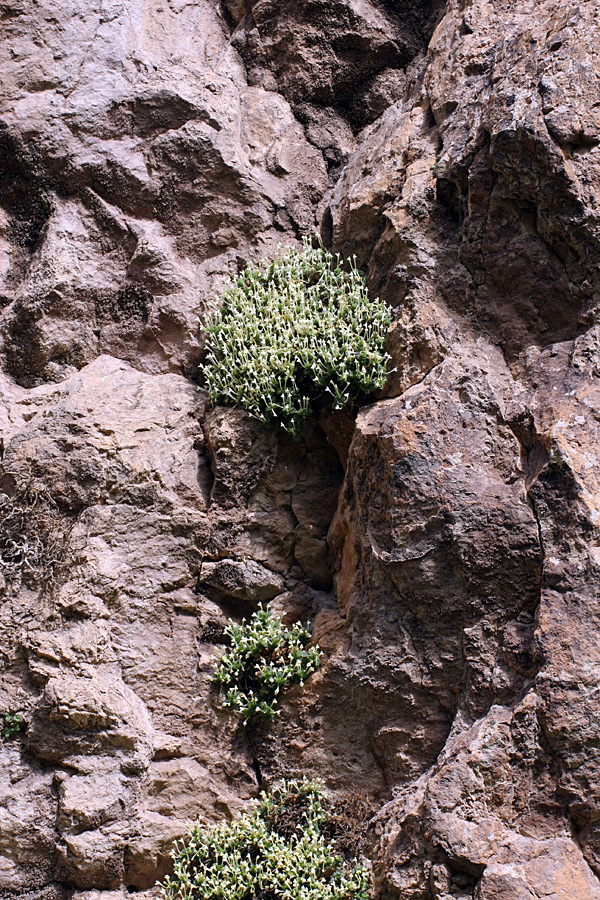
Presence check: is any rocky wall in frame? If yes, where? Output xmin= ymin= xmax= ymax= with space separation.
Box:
xmin=1 ymin=0 xmax=600 ymax=898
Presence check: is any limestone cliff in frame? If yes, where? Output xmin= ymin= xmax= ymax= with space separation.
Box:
xmin=1 ymin=1 xmax=600 ymax=898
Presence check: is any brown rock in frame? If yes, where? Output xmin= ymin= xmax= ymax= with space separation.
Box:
xmin=0 ymin=749 xmax=57 ymax=894
xmin=198 ymin=558 xmax=285 ymax=608
xmin=3 ymin=0 xmax=600 ymax=897
xmin=0 ymin=0 xmax=327 ymax=386
xmin=232 ymin=0 xmax=443 ymax=130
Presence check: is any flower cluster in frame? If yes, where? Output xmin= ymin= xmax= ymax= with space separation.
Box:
xmin=202 ymin=240 xmax=392 ymax=437
xmin=213 ymin=607 xmax=322 ymax=723
xmin=161 ymin=780 xmax=370 ymax=900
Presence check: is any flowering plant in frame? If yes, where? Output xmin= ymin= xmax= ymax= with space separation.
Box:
xmin=213 ymin=606 xmax=321 ymax=723
xmin=161 ymin=780 xmax=371 ymax=900
xmin=202 ymin=241 xmax=391 ymax=437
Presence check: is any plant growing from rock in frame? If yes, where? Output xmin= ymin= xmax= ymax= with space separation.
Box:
xmin=1 ymin=711 xmax=25 ymax=740
xmin=213 ymin=606 xmax=322 ymax=723
xmin=161 ymin=779 xmax=371 ymax=900
xmin=202 ymin=240 xmax=392 ymax=438
xmin=0 ymin=467 xmax=70 ymax=588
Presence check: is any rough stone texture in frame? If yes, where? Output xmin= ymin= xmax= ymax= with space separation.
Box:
xmin=2 ymin=0 xmax=600 ymax=898
xmin=324 ymin=1 xmax=600 ymax=896
xmin=0 ymin=0 xmax=327 ymax=386
xmin=228 ymin=0 xmax=445 ymax=129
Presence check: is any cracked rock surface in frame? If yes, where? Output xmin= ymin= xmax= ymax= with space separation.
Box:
xmin=2 ymin=0 xmax=600 ymax=898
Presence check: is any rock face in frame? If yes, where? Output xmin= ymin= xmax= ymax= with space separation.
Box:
xmin=1 ymin=1 xmax=600 ymax=899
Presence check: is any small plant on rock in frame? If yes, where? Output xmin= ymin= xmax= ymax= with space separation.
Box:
xmin=161 ymin=779 xmax=371 ymax=900
xmin=1 ymin=711 xmax=25 ymax=740
xmin=213 ymin=606 xmax=321 ymax=723
xmin=202 ymin=240 xmax=392 ymax=438
xmin=0 ymin=467 xmax=70 ymax=589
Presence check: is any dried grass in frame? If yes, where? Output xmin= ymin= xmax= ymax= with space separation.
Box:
xmin=0 ymin=466 xmax=72 ymax=588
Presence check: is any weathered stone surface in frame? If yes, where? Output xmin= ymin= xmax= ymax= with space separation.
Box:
xmin=204 ymin=408 xmax=342 ymax=583
xmin=2 ymin=0 xmax=600 ymax=897
xmin=0 ymin=0 xmax=327 ymax=387
xmin=231 ymin=0 xmax=444 ymax=129
xmin=0 ymin=747 xmax=58 ymax=894
xmin=371 ymin=694 xmax=600 ymax=899
xmin=0 ymin=357 xmax=254 ymax=892
xmin=321 ymin=0 xmax=600 ymax=894
xmin=198 ymin=558 xmax=285 ymax=607
xmin=0 ymin=356 xmax=347 ymax=892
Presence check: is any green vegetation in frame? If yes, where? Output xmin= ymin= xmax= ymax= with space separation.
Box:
xmin=202 ymin=240 xmax=392 ymax=438
xmin=213 ymin=606 xmax=321 ymax=724
xmin=169 ymin=241 xmax=386 ymax=894
xmin=2 ymin=711 xmax=25 ymax=740
xmin=161 ymin=779 xmax=370 ymax=900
